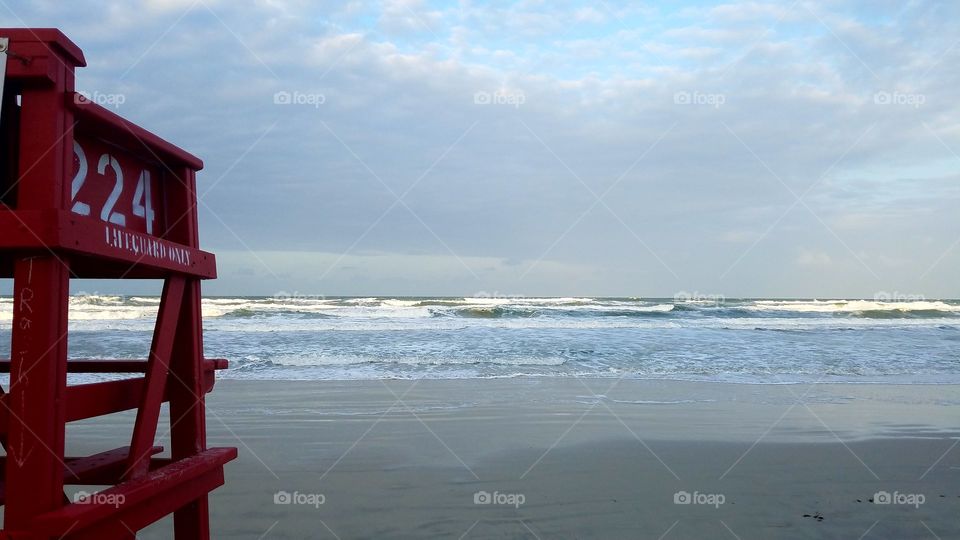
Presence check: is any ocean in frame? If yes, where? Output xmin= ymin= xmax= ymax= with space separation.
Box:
xmin=1 ymin=295 xmax=959 ymax=384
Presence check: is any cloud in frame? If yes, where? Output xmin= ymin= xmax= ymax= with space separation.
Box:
xmin=3 ymin=0 xmax=959 ymax=297
xmin=208 ymin=250 xmax=598 ymax=296
xmin=796 ymin=249 xmax=833 ymax=267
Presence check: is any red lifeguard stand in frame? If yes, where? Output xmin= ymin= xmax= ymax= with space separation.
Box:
xmin=0 ymin=29 xmax=235 ymax=538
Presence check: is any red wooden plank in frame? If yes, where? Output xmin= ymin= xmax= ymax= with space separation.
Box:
xmin=5 ymin=258 xmax=71 ymax=528
xmin=165 ymin=162 xmax=216 ymax=538
xmin=0 ymin=446 xmax=163 ymax=497
xmin=65 ymin=445 xmax=163 ymax=484
xmin=70 ymin=216 xmax=216 ymax=278
xmin=25 ymin=447 xmax=236 ymax=538
xmin=0 ymin=358 xmax=228 ymax=373
xmin=126 ymin=276 xmax=185 ymax=479
xmin=63 ymin=378 xmax=144 ymax=423
xmin=1 ymin=29 xmax=85 ymax=87
xmin=170 ymin=280 xmax=214 ymax=538
xmin=0 ymin=28 xmax=85 ymax=67
xmin=0 ymin=209 xmax=218 ymax=278
xmin=69 ymin=93 xmax=203 ymax=171
xmin=0 ymin=371 xmax=219 ymax=435
xmin=68 ymin=468 xmax=224 ymax=540
xmin=4 ymin=40 xmax=75 ymax=529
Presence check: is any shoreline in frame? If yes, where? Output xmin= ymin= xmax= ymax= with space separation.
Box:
xmin=206 ymin=378 xmax=960 ymax=441
xmin=216 ymin=372 xmax=960 ymax=385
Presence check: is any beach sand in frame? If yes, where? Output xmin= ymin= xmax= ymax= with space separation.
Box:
xmin=65 ymin=379 xmax=960 ymax=539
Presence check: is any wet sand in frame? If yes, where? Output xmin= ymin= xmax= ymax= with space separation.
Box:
xmin=65 ymin=379 xmax=960 ymax=539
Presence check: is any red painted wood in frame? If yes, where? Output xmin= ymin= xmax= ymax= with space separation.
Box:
xmin=0 ymin=209 xmax=218 ymax=278
xmin=62 ymin=378 xmax=147 ymax=423
xmin=164 ymin=163 xmax=213 ymax=538
xmin=70 ymin=134 xmax=167 ymax=236
xmin=0 ymin=358 xmax=228 ymax=373
xmin=169 ymin=284 xmax=214 ymax=537
xmin=66 ymin=468 xmax=224 ymax=540
xmin=3 ymin=32 xmax=76 ymax=533
xmin=126 ymin=276 xmax=185 ymax=479
xmin=6 ymin=257 xmax=71 ymax=530
xmin=0 ymin=372 xmax=219 ymax=434
xmin=0 ymin=28 xmax=85 ymax=67
xmin=69 ymin=94 xmax=203 ymax=171
xmin=25 ymin=447 xmax=236 ymax=538
xmin=0 ymin=445 xmax=164 ymax=504
xmin=2 ymin=29 xmax=85 ymax=87
xmin=65 ymin=446 xmax=163 ymax=484
xmin=0 ymin=28 xmax=233 ymax=539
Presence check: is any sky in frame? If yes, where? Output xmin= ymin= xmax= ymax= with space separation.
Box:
xmin=1 ymin=0 xmax=959 ymax=298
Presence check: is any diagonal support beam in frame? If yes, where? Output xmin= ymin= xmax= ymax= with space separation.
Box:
xmin=124 ymin=276 xmax=186 ymax=480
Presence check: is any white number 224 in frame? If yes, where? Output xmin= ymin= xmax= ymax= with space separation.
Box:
xmin=72 ymin=141 xmax=156 ymax=234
